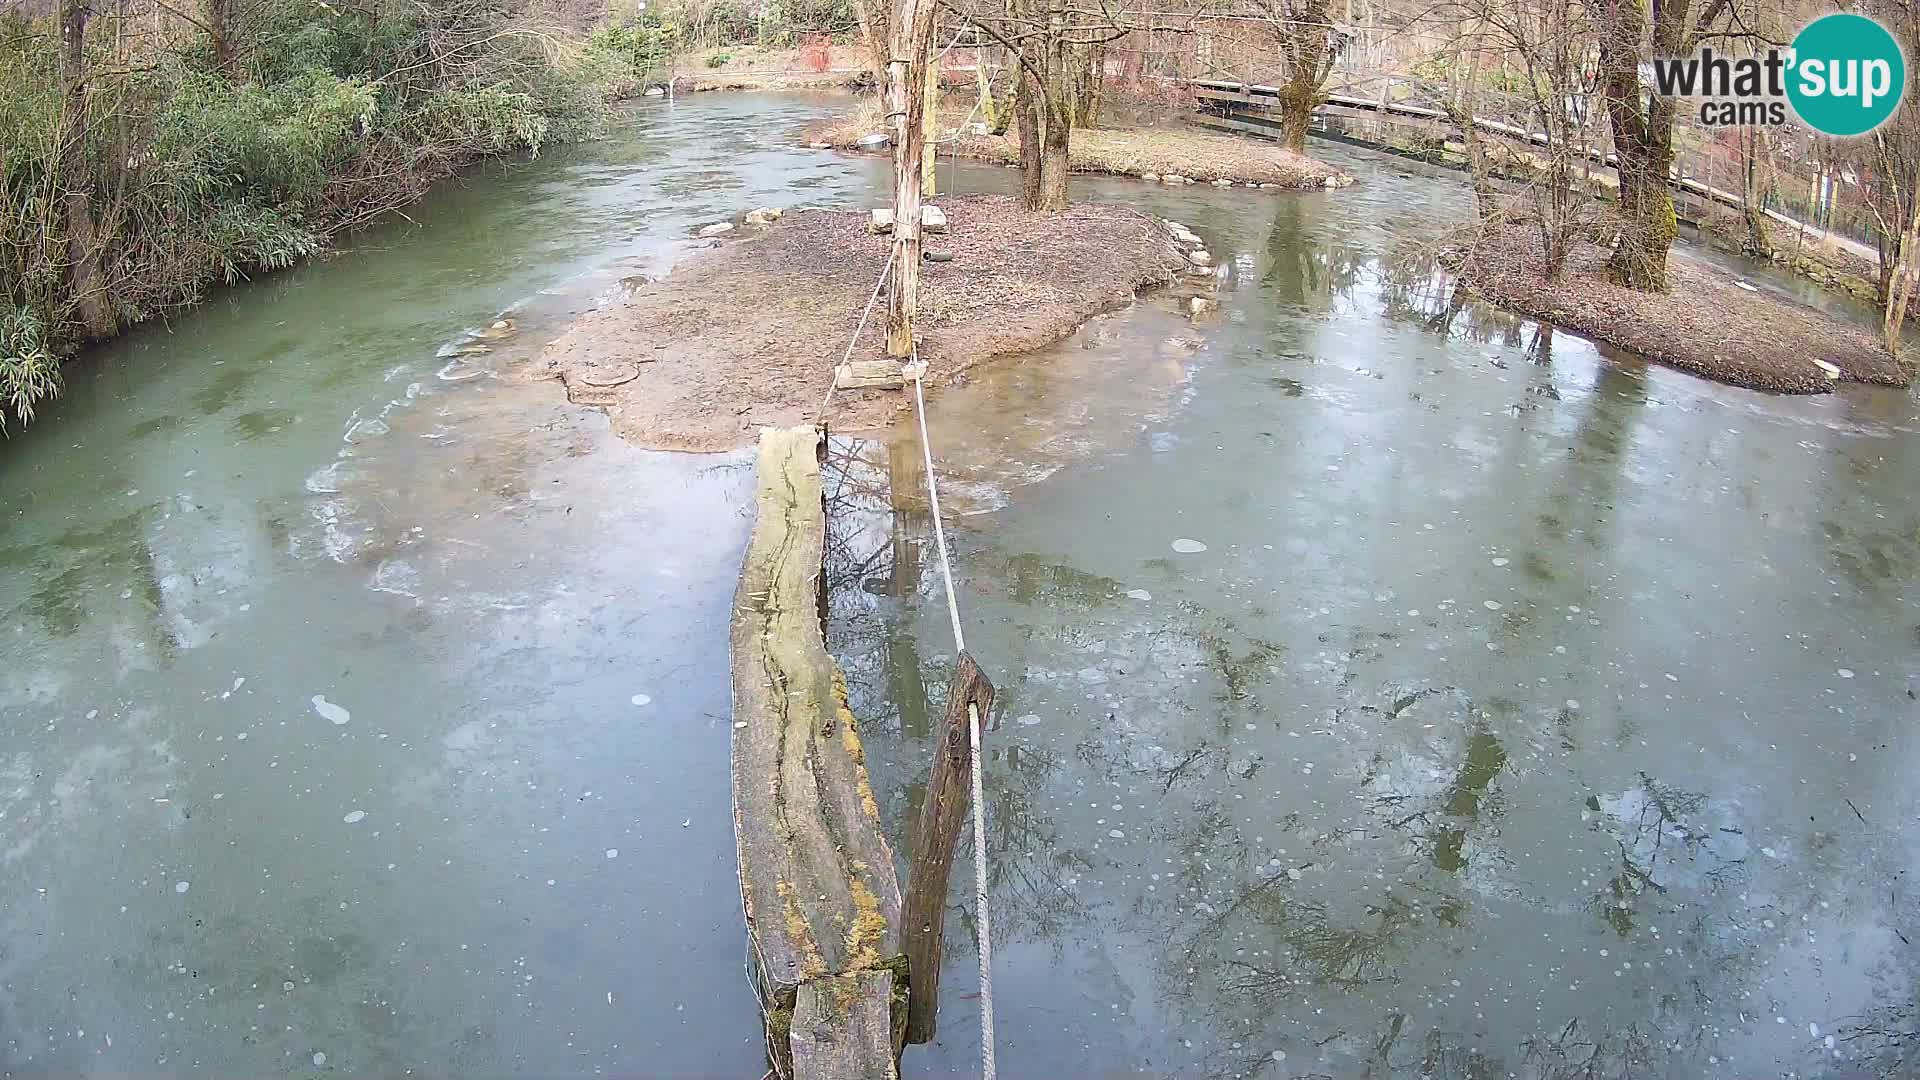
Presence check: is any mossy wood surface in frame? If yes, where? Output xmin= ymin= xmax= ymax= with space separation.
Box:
xmin=792 ymin=972 xmax=899 ymax=1080
xmin=730 ymin=425 xmax=904 ymax=1078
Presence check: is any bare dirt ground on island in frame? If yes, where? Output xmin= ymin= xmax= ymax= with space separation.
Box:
xmin=530 ymin=193 xmax=1194 ymax=451
xmin=1451 ymin=222 xmax=1910 ymax=394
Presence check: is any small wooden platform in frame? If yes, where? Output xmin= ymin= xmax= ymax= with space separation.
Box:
xmin=730 ymin=425 xmax=907 ymax=1080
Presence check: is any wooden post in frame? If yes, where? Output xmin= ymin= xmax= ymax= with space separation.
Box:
xmin=901 ymin=650 xmax=995 ymax=1044
xmin=883 ymin=0 xmax=938 ymax=358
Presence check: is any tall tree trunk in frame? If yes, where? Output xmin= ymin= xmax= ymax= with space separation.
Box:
xmin=974 ymin=48 xmax=999 ymax=132
xmin=1012 ymin=20 xmax=1044 ymax=209
xmin=1038 ymin=99 xmax=1069 ymax=207
xmin=1885 ymin=187 xmax=1920 ymax=354
xmin=883 ymin=0 xmax=939 ymax=357
xmin=1607 ymin=121 xmax=1677 ymax=290
xmin=208 ymin=0 xmax=236 ymax=76
xmin=1597 ymin=0 xmax=1680 ymax=291
xmin=1080 ymin=42 xmax=1104 ymax=127
xmin=1035 ymin=16 xmax=1070 ymax=209
xmin=1274 ymin=0 xmax=1332 ymax=154
xmin=1066 ymin=41 xmax=1103 ymax=127
xmin=1277 ymin=87 xmax=1314 ymax=153
xmin=1739 ymin=130 xmax=1773 ymax=257
xmin=61 ymin=0 xmax=116 ymax=341
xmin=1446 ymin=24 xmax=1495 ymax=219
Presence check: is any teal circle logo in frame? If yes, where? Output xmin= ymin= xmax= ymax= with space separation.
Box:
xmin=1787 ymin=13 xmax=1906 ymax=137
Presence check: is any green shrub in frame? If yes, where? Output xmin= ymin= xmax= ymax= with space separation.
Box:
xmin=0 ymin=0 xmax=622 ymax=433
xmin=706 ymin=51 xmax=732 ymax=67
xmin=146 ymin=69 xmax=378 ymax=208
xmin=0 ymin=308 xmax=59 ymax=433
xmin=588 ymin=22 xmax=682 ymax=82
xmin=769 ymin=0 xmax=859 ymax=41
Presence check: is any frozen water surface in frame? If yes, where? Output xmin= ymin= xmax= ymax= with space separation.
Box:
xmin=824 ymin=150 xmax=1920 ymax=1079
xmin=5 ymin=92 xmax=1917 ymax=1080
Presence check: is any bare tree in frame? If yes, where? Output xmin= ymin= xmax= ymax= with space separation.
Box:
xmin=1858 ymin=0 xmax=1920 ymax=353
xmin=207 ymin=0 xmax=237 ymax=76
xmin=960 ymin=0 xmax=1179 ymax=209
xmin=1440 ymin=0 xmax=1598 ymax=279
xmin=1257 ymin=0 xmax=1344 ymax=152
xmin=1734 ymin=126 xmax=1774 ymax=257
xmin=1438 ymin=17 xmax=1497 ymax=218
xmin=60 ymin=0 xmax=115 ymax=340
xmin=1592 ymin=0 xmax=1741 ymax=291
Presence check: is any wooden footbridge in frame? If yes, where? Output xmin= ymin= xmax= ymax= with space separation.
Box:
xmin=1182 ymin=75 xmax=1872 ymax=255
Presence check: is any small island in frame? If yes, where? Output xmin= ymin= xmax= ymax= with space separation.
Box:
xmin=533 ymin=194 xmax=1215 ymax=451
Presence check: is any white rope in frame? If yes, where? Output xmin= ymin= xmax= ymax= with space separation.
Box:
xmin=819 ymin=244 xmax=901 ymax=415
xmin=814 ymin=202 xmax=997 ymax=1080
xmin=908 ymin=361 xmax=996 ymax=1080
xmin=910 ymin=367 xmax=967 ymax=654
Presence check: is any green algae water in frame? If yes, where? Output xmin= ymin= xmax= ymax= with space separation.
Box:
xmin=0 ymin=94 xmax=882 ymax=1077
xmin=3 ymin=92 xmax=1916 ymax=1079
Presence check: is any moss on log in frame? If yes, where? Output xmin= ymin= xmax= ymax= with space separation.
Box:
xmin=792 ymin=972 xmax=899 ymax=1080
xmin=731 ymin=425 xmax=905 ymax=1079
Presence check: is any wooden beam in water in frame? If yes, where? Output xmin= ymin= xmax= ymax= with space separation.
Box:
xmin=730 ymin=425 xmax=906 ymax=1080
xmin=901 ymin=651 xmax=994 ymax=1045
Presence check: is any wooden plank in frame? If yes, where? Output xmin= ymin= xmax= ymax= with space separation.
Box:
xmin=792 ymin=972 xmax=899 ymax=1080
xmin=730 ymin=425 xmax=906 ymax=1077
xmin=835 ymin=360 xmax=907 ymax=390
xmin=902 ymin=652 xmax=994 ymax=1044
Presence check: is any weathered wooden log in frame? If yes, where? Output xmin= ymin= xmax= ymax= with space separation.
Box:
xmin=901 ymin=651 xmax=995 ymax=1044
xmin=731 ymin=425 xmax=907 ymax=1079
xmin=792 ymin=972 xmax=899 ymax=1080
xmin=835 ymin=359 xmax=907 ymax=391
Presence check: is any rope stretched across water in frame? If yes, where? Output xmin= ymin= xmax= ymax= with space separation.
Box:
xmin=907 ymin=354 xmax=997 ymax=1080
xmin=817 ymin=243 xmax=900 ymax=416
xmin=817 ymin=256 xmax=998 ymax=1080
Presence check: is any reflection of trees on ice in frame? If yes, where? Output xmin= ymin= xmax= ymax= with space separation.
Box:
xmin=813 ymin=397 xmax=1907 ymax=1080
xmin=1586 ymin=772 xmax=1746 ymax=937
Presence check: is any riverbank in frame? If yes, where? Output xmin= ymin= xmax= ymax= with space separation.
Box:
xmin=672 ymin=43 xmax=870 ymax=91
xmin=533 ymin=193 xmax=1201 ymax=450
xmin=804 ymin=101 xmax=1351 ymax=190
xmin=0 ymin=1 xmax=621 ymax=432
xmin=1447 ymin=221 xmax=1909 ymax=393
xmin=1691 ymin=203 xmax=1910 ymax=311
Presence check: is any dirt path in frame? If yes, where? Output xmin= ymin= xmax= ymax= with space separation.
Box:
xmin=530 ymin=194 xmax=1206 ymax=451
